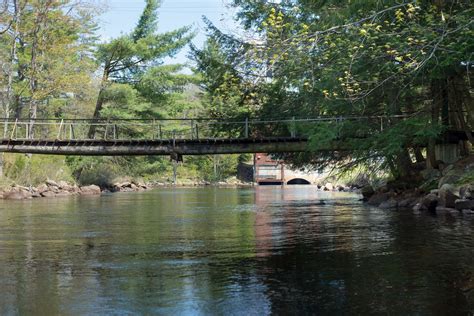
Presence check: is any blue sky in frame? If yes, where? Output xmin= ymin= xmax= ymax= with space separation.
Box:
xmin=97 ymin=0 xmax=238 ymax=68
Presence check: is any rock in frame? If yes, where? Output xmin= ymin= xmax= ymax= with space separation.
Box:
xmin=55 ymin=191 xmax=71 ymax=197
xmin=413 ymin=203 xmax=422 ymax=213
xmin=430 ymin=189 xmax=439 ymax=195
xmin=80 ymin=185 xmax=101 ymax=195
xmin=324 ymin=183 xmax=334 ymax=191
xmin=455 ymin=199 xmax=474 ymax=211
xmin=420 ymin=193 xmax=438 ymax=212
xmin=438 ymin=184 xmax=459 ymax=208
xmin=57 ymin=181 xmax=70 ymax=190
xmin=41 ymin=191 xmax=56 ymax=198
xmin=46 ymin=179 xmax=59 ymax=188
xmin=459 ymin=185 xmax=473 ymax=200
xmin=13 ymin=185 xmax=30 ymax=192
xmin=368 ymin=192 xmax=391 ymax=206
xmin=379 ymin=198 xmax=398 ymax=209
xmin=4 ymin=190 xmax=31 ymax=200
xmin=398 ymin=197 xmax=417 ymax=208
xmin=361 ymin=185 xmax=375 ymax=200
xmin=37 ymin=184 xmax=49 ymax=193
xmin=421 ymin=168 xmax=441 ymax=180
xmin=435 ymin=206 xmax=457 ymax=214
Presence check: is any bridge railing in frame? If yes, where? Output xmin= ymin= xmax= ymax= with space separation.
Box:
xmin=0 ymin=115 xmax=414 ymax=141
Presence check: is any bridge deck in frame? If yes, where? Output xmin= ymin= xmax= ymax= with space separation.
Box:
xmin=0 ymin=116 xmax=469 ymax=156
xmin=0 ymin=137 xmax=309 ymax=156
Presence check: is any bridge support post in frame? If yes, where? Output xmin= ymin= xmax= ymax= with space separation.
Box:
xmin=245 ymin=118 xmax=249 ymax=138
xmin=291 ymin=117 xmax=296 ymax=138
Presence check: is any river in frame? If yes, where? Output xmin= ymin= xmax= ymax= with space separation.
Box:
xmin=0 ymin=186 xmax=473 ymax=315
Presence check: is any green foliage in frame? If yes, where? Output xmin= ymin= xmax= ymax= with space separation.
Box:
xmin=3 ymin=154 xmax=74 ymax=186
xmin=193 ymin=0 xmax=473 ymax=178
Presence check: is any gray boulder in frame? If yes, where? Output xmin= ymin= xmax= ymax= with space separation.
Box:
xmin=368 ymin=192 xmax=391 ymax=206
xmin=4 ymin=190 xmax=32 ymax=200
xmin=379 ymin=198 xmax=398 ymax=209
xmin=438 ymin=184 xmax=459 ymax=208
xmin=420 ymin=193 xmax=438 ymax=212
xmin=46 ymin=179 xmax=59 ymax=188
xmin=455 ymin=199 xmax=474 ymax=211
xmin=41 ymin=191 xmax=56 ymax=198
xmin=80 ymin=185 xmax=101 ymax=195
xmin=459 ymin=185 xmax=473 ymax=200
xmin=361 ymin=185 xmax=375 ymax=200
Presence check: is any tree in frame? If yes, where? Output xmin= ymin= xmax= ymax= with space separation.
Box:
xmin=193 ymin=0 xmax=473 ymax=180
xmin=88 ymin=0 xmax=192 ymax=137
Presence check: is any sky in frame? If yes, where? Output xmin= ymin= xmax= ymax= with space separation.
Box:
xmin=97 ymin=0 xmax=240 ymax=68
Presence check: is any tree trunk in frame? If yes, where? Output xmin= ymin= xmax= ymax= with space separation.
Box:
xmin=413 ymin=147 xmax=425 ymax=163
xmin=88 ymin=70 xmax=110 ymax=138
xmin=427 ymin=80 xmax=442 ymax=169
xmin=396 ymin=148 xmax=413 ymax=179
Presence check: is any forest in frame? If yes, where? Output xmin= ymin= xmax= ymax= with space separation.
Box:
xmin=0 ymin=0 xmax=473 ymax=188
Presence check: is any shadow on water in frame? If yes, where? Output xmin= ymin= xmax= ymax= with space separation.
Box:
xmin=0 ymin=186 xmax=473 ymax=314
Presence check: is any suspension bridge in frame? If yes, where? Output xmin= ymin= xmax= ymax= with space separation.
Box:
xmin=0 ymin=116 xmax=469 ymax=157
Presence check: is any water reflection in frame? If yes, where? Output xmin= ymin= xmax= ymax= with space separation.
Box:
xmin=0 ymin=186 xmax=473 ymax=314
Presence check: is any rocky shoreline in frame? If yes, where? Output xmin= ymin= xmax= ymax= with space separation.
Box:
xmin=0 ymin=178 xmax=253 ymax=200
xmin=0 ymin=180 xmax=102 ymax=200
xmin=361 ymin=155 xmax=474 ymax=214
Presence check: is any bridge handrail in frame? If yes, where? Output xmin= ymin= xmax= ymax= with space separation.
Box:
xmin=0 ymin=114 xmax=415 ymax=123
xmin=0 ymin=114 xmax=419 ymax=141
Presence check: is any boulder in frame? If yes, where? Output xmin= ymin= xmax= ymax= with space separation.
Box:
xmin=368 ymin=192 xmax=391 ymax=206
xmin=31 ymin=192 xmax=41 ymax=198
xmin=435 ymin=206 xmax=458 ymax=214
xmin=420 ymin=193 xmax=438 ymax=212
xmin=413 ymin=203 xmax=422 ymax=213
xmin=379 ymin=198 xmax=398 ymax=209
xmin=41 ymin=191 xmax=56 ymax=198
xmin=13 ymin=185 xmax=30 ymax=192
xmin=37 ymin=183 xmax=49 ymax=193
xmin=80 ymin=185 xmax=101 ymax=195
xmin=46 ymin=179 xmax=59 ymax=188
xmin=454 ymin=199 xmax=474 ymax=211
xmin=398 ymin=197 xmax=418 ymax=208
xmin=4 ymin=190 xmax=31 ymax=200
xmin=438 ymin=184 xmax=459 ymax=208
xmin=57 ymin=181 xmax=71 ymax=190
xmin=323 ymin=183 xmax=334 ymax=191
xmin=421 ymin=168 xmax=441 ymax=180
xmin=459 ymin=185 xmax=473 ymax=200
xmin=55 ymin=191 xmax=71 ymax=197
xmin=361 ymin=185 xmax=375 ymax=200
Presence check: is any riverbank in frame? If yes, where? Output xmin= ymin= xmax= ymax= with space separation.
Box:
xmin=0 ymin=177 xmax=254 ymax=200
xmin=362 ymin=155 xmax=474 ymax=213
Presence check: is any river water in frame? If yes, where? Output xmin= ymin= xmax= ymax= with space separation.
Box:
xmin=0 ymin=186 xmax=473 ymax=315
